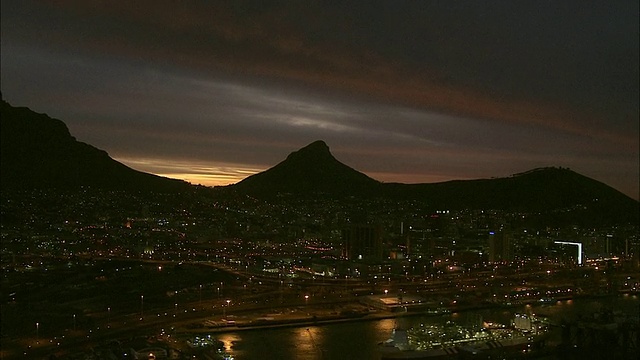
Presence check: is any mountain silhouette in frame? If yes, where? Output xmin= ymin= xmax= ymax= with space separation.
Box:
xmin=385 ymin=167 xmax=638 ymax=220
xmin=231 ymin=140 xmax=381 ymax=196
xmin=1 ymin=96 xmax=636 ymax=225
xmin=230 ymin=141 xmax=638 ymax=224
xmin=0 ymin=98 xmax=188 ymax=192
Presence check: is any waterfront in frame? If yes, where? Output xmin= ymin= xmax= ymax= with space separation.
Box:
xmin=3 ymin=254 xmax=638 ymax=359
xmin=211 ymin=295 xmax=639 ymax=360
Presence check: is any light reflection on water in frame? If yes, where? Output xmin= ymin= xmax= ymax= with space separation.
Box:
xmin=374 ymin=318 xmax=395 ymax=334
xmin=217 ymin=333 xmax=240 ymax=355
xmin=293 ymin=327 xmax=325 ymax=360
xmin=214 ymin=296 xmax=638 ymax=360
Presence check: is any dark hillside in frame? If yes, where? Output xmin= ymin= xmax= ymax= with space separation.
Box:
xmin=0 ymin=99 xmax=189 ymax=192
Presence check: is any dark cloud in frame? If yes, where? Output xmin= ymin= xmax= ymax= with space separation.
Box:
xmin=1 ymin=0 xmax=638 ymax=198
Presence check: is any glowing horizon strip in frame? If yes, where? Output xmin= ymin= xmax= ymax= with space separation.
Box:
xmin=554 ymin=241 xmax=583 ymax=265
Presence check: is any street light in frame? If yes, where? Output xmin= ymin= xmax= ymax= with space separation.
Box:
xmin=73 ymin=314 xmax=76 ymax=331
xmin=224 ymin=299 xmax=231 ymax=318
xmin=107 ymin=307 xmax=111 ymax=328
xmin=36 ymin=322 xmax=39 ymax=344
xmin=140 ymin=295 xmax=144 ymax=319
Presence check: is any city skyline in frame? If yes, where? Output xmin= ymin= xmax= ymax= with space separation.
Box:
xmin=1 ymin=1 xmax=638 ymax=199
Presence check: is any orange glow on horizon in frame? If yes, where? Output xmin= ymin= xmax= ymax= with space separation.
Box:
xmin=115 ymin=155 xmax=514 ymax=188
xmin=115 ymin=157 xmax=266 ymax=187
xmin=156 ymin=172 xmax=241 ymax=187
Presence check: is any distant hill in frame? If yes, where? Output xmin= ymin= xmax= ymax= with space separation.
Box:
xmin=0 ymin=98 xmax=189 ymax=192
xmin=229 ymin=141 xmax=638 ymax=224
xmin=231 ymin=140 xmax=381 ymax=196
xmin=386 ymin=168 xmax=638 ymax=225
xmin=384 ymin=167 xmax=634 ymax=209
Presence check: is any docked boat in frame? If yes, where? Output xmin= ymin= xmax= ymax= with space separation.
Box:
xmin=379 ymin=314 xmax=547 ymax=359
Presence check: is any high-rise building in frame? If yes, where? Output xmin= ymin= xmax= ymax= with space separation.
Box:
xmin=488 ymin=230 xmax=512 ymax=262
xmin=342 ymin=224 xmax=383 ymax=261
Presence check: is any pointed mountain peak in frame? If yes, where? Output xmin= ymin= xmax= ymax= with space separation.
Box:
xmin=304 ymin=140 xmax=330 ymax=150
xmin=232 ymin=140 xmax=380 ymax=197
xmin=286 ymin=140 xmax=331 ymax=161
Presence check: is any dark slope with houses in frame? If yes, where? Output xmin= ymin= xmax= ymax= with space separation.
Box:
xmin=383 ymin=167 xmax=635 ymax=211
xmin=0 ymin=98 xmax=189 ymax=192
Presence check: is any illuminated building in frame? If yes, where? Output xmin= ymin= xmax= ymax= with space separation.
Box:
xmin=554 ymin=241 xmax=583 ymax=265
xmin=342 ymin=224 xmax=383 ymax=261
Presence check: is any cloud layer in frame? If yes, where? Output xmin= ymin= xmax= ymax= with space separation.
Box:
xmin=1 ymin=1 xmax=638 ymax=198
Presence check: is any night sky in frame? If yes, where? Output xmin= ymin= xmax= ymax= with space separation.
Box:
xmin=2 ymin=1 xmax=638 ymax=199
